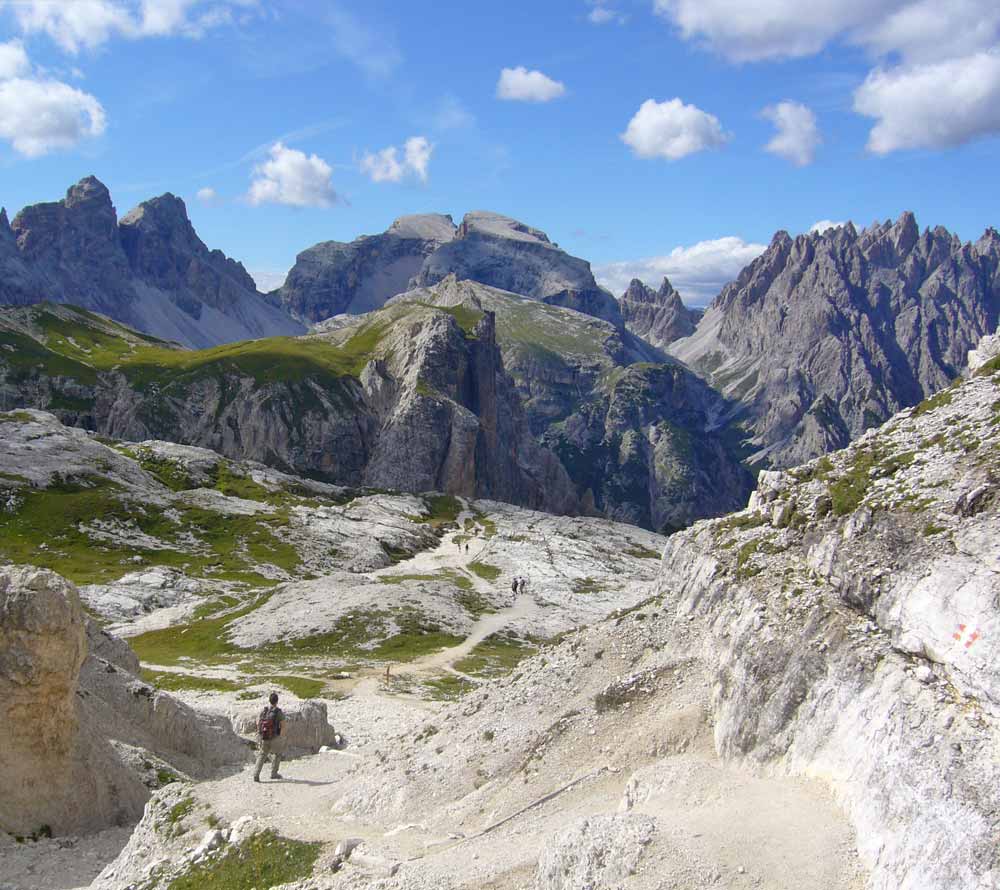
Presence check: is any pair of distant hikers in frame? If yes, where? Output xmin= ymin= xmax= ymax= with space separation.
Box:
xmin=253 ymin=692 xmax=285 ymax=782
xmin=511 ymin=575 xmax=528 ymax=595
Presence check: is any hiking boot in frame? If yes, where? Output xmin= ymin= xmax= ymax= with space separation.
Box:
xmin=253 ymin=775 xmax=260 ymax=783
xmin=271 ymin=773 xmax=283 ymax=780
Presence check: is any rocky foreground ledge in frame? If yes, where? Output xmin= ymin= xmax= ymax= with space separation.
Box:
xmin=655 ymin=361 xmax=1000 ymax=890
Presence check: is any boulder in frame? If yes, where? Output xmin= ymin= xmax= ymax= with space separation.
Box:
xmin=231 ymin=699 xmax=338 ymax=752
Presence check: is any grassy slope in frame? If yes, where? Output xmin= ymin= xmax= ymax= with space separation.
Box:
xmin=0 ymin=300 xmax=483 ymax=392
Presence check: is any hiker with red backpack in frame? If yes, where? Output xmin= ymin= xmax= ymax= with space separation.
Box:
xmin=253 ymin=691 xmax=285 ymax=782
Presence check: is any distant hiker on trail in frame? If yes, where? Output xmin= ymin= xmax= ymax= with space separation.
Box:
xmin=518 ymin=576 xmax=528 ymax=595
xmin=511 ymin=576 xmax=519 ymax=596
xmin=253 ymin=692 xmax=285 ymax=782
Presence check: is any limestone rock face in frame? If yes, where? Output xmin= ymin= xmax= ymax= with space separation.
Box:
xmin=0 ymin=566 xmax=88 ymax=834
xmin=411 ymin=211 xmax=623 ymax=327
xmin=231 ymin=700 xmax=339 ymax=752
xmin=5 ymin=177 xmax=303 ymax=348
xmin=404 ymin=277 xmax=752 ymax=531
xmin=0 ymin=565 xmax=247 ymax=835
xmin=670 ymin=214 xmax=1000 ymax=467
xmin=652 ymin=362 xmax=1000 ymax=890
xmin=619 ymin=277 xmax=700 ymax=349
xmin=276 ymin=213 xmax=457 ymax=322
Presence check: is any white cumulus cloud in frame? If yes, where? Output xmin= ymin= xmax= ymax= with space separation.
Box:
xmin=195 ymin=186 xmax=219 ymax=203
xmin=496 ymin=66 xmax=566 ymax=102
xmin=249 ymin=269 xmax=287 ymax=293
xmin=762 ymin=101 xmax=820 ymax=166
xmin=810 ymin=220 xmax=847 ymax=233
xmin=3 ymin=0 xmax=250 ymax=53
xmin=652 ymin=0 xmax=890 ymax=62
xmin=621 ymin=97 xmax=729 ymax=160
xmin=360 ymin=136 xmax=434 ymax=184
xmin=854 ymin=50 xmax=1000 ymax=153
xmin=859 ymin=0 xmax=1000 ymax=65
xmin=0 ymin=77 xmax=106 ymax=157
xmin=653 ymin=0 xmax=1000 ymax=153
xmin=594 ymin=236 xmax=768 ymax=304
xmin=0 ymin=40 xmax=29 ymax=78
xmin=247 ymin=142 xmax=336 ymax=208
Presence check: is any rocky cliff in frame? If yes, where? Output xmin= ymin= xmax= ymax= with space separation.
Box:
xmin=619 ymin=276 xmax=701 ymax=350
xmin=411 ymin=211 xmax=623 ymax=327
xmin=2 ymin=177 xmax=303 ymax=348
xmin=670 ymin=213 xmax=1000 ymax=468
xmin=0 ymin=301 xmax=578 ymax=516
xmin=275 ymin=213 xmax=457 ymax=322
xmin=647 ymin=350 xmax=1000 ymax=890
xmin=0 ymin=565 xmax=245 ymax=836
xmin=398 ymin=276 xmax=752 ymax=532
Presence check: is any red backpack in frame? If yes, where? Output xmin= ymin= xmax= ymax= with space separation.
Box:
xmin=259 ymin=706 xmax=279 ymax=740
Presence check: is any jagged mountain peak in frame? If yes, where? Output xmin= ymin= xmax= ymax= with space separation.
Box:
xmin=670 ymin=210 xmax=1000 ymax=469
xmin=620 ymin=274 xmax=699 ymax=350
xmin=120 ymin=191 xmax=190 ymax=227
xmin=64 ymin=175 xmax=113 ymax=209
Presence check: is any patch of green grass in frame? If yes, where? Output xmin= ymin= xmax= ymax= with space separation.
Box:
xmin=130 ymin=446 xmax=196 ymax=491
xmin=468 ymin=561 xmax=501 ymax=581
xmin=0 ymin=469 xmax=300 ymax=586
xmin=166 ymin=830 xmax=320 ymax=890
xmin=624 ymin=544 xmax=661 ymax=559
xmin=714 ymin=511 xmax=768 ymax=534
xmin=129 ymin=592 xmax=272 ymax=666
xmin=572 ymin=577 xmax=604 ymax=595
xmin=167 ymin=795 xmax=194 ymax=829
xmin=828 ymin=449 xmax=877 ymax=516
xmin=471 ymin=511 xmax=497 ymax=538
xmin=923 ymin=522 xmax=947 ymax=536
xmin=455 ymin=586 xmax=496 ymax=618
xmin=259 ymin=608 xmax=463 ymax=665
xmin=156 ymin=769 xmax=179 ymax=788
xmin=0 ymin=410 xmax=38 ymax=424
xmin=912 ymin=388 xmax=954 ymax=417
xmin=454 ymin=636 xmax=535 ymax=678
xmin=735 ymin=539 xmax=761 ymax=580
xmin=141 ymin=669 xmax=241 ymax=693
xmin=252 ymin=675 xmax=326 ymax=699
xmin=423 ymin=674 xmax=475 ymax=701
xmin=420 ymin=494 xmax=463 ymax=528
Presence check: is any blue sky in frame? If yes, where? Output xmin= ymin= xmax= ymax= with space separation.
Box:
xmin=1 ymin=0 xmax=998 ymax=303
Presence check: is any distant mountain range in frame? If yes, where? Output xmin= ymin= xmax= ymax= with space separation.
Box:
xmin=1 ymin=176 xmax=997 ymax=530
xmin=0 ymin=177 xmax=303 ymax=349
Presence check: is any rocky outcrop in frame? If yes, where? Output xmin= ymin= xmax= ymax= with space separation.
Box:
xmin=649 ymin=353 xmax=1000 ymax=890
xmin=411 ymin=211 xmax=623 ymax=327
xmin=275 ymin=213 xmax=456 ymax=322
xmin=619 ymin=277 xmax=700 ymax=349
xmin=4 ymin=177 xmax=303 ymax=348
xmin=0 ymin=565 xmax=247 ymax=835
xmin=0 ymin=566 xmax=96 ymax=834
xmin=231 ymin=700 xmax=339 ymax=752
xmin=670 ymin=213 xmax=1000 ymax=467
